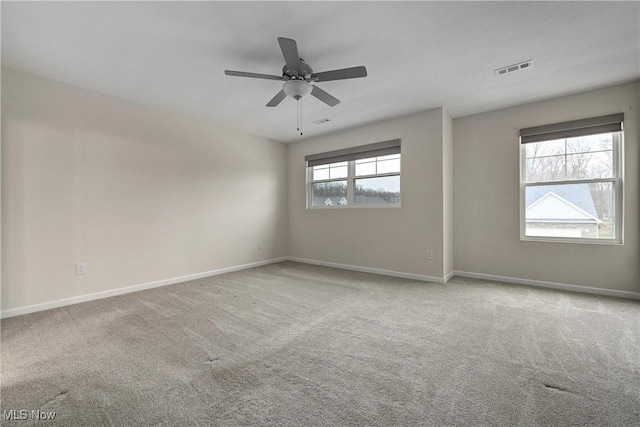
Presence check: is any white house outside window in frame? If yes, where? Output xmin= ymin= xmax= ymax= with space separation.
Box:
xmin=306 ymin=140 xmax=401 ymax=208
xmin=519 ymin=114 xmax=624 ymax=243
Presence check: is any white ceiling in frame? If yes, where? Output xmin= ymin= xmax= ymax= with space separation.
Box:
xmin=2 ymin=1 xmax=639 ymax=144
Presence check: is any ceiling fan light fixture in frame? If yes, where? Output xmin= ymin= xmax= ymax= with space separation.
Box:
xmin=283 ymin=80 xmax=312 ymax=100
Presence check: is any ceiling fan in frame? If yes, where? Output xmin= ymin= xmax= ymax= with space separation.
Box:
xmin=224 ymin=37 xmax=367 ymax=134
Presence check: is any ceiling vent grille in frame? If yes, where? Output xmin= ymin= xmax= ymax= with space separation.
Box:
xmin=495 ymin=60 xmax=533 ymax=77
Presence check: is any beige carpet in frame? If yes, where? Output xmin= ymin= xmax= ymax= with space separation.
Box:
xmin=1 ymin=261 xmax=639 ymax=426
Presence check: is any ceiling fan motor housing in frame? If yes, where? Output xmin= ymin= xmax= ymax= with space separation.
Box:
xmin=283 ymin=80 xmax=313 ymax=100
xmin=282 ymin=60 xmax=313 ymax=79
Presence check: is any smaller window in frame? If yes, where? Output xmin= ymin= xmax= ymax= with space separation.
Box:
xmin=306 ymin=140 xmax=401 ymax=208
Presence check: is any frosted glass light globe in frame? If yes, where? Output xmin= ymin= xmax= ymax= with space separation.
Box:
xmin=283 ymin=80 xmax=312 ymax=100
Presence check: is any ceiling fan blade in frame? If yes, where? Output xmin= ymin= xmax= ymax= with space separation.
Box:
xmin=311 ymin=66 xmax=368 ymax=82
xmin=225 ymin=70 xmax=284 ymax=81
xmin=266 ymin=90 xmax=287 ymax=107
xmin=277 ymin=37 xmax=303 ymax=75
xmin=311 ymin=85 xmax=340 ymax=107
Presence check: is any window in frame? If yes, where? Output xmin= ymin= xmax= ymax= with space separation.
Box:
xmin=519 ymin=113 xmax=624 ymax=243
xmin=306 ymin=140 xmax=401 ymax=208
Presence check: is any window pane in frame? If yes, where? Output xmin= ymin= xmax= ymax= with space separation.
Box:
xmin=312 ymin=162 xmax=348 ymax=181
xmin=355 ymin=161 xmax=376 ymax=176
xmin=377 ymin=154 xmax=400 ymax=162
xmin=565 ymin=152 xmax=613 ymax=179
xmin=355 ymin=176 xmax=400 ymax=204
xmin=330 ymin=165 xmax=348 ymax=179
xmin=524 ymin=133 xmax=615 ymax=183
xmin=355 ymin=155 xmax=401 ymax=176
xmin=355 ymin=157 xmax=376 ymax=164
xmin=312 ymin=166 xmax=329 ymax=181
xmin=525 ymin=182 xmax=613 ymax=239
xmin=525 ymin=155 xmax=565 ymax=182
xmin=377 ymin=158 xmax=401 ymax=174
xmin=566 ymin=134 xmax=613 ymax=154
xmin=525 ymin=139 xmax=565 ymax=159
xmin=312 ymin=181 xmax=348 ymax=206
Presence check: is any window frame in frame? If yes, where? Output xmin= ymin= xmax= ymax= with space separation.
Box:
xmin=307 ymin=153 xmax=401 ymax=209
xmin=519 ymin=130 xmax=623 ymax=245
xmin=307 ymin=166 xmax=349 ymax=209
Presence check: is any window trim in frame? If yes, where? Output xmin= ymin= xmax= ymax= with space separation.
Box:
xmin=306 ymin=142 xmax=402 ymax=209
xmin=519 ymin=129 xmax=623 ymax=245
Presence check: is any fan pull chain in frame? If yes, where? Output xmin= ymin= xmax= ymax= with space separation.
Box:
xmin=296 ymin=99 xmax=303 ymax=136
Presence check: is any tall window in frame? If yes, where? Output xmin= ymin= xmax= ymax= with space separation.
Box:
xmin=519 ymin=114 xmax=623 ymax=243
xmin=306 ymin=140 xmax=401 ymax=208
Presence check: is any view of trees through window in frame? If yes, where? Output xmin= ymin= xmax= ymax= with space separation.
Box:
xmin=310 ymin=154 xmax=401 ymax=206
xmin=523 ymin=133 xmax=618 ymax=240
xmin=355 ymin=176 xmax=400 ymax=204
xmin=312 ymin=181 xmax=347 ymax=203
xmin=525 ymin=134 xmax=613 ymax=221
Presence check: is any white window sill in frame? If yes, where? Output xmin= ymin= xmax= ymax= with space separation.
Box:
xmin=308 ymin=203 xmax=401 ymax=210
xmin=520 ymin=236 xmax=623 ymax=245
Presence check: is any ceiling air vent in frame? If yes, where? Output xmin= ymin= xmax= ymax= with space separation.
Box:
xmin=495 ymin=60 xmax=533 ymax=77
xmin=312 ymin=118 xmax=331 ymax=125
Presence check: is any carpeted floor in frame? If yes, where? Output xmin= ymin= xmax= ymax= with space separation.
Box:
xmin=1 ymin=261 xmax=639 ymax=426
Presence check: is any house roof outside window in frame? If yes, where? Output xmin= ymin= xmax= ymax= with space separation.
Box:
xmin=314 ymin=197 xmax=348 ymax=206
xmin=526 ymin=184 xmax=601 ymax=223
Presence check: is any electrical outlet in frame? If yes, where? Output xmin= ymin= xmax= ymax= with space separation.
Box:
xmin=426 ymin=251 xmax=434 ymax=260
xmin=257 ymin=241 xmax=263 ymax=250
xmin=76 ymin=263 xmax=87 ymax=275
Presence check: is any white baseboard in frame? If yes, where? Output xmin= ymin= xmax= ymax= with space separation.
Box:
xmin=0 ymin=257 xmax=288 ymax=319
xmin=443 ymin=270 xmax=455 ymax=283
xmin=453 ymin=270 xmax=640 ymax=300
xmin=4 ymin=259 xmax=635 ymax=319
xmin=286 ymin=258 xmax=638 ymax=300
xmin=287 ymin=257 xmax=445 ymax=284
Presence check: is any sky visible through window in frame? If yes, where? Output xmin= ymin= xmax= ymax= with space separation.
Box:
xmin=523 ymin=133 xmax=617 ymax=240
xmin=311 ymin=154 xmax=401 ymax=206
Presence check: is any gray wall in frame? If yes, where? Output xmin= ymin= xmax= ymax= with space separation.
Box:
xmin=287 ymin=109 xmax=447 ymax=280
xmin=2 ymin=67 xmax=637 ymax=315
xmin=1 ymin=67 xmax=288 ymax=312
xmin=453 ymin=81 xmax=639 ymax=293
